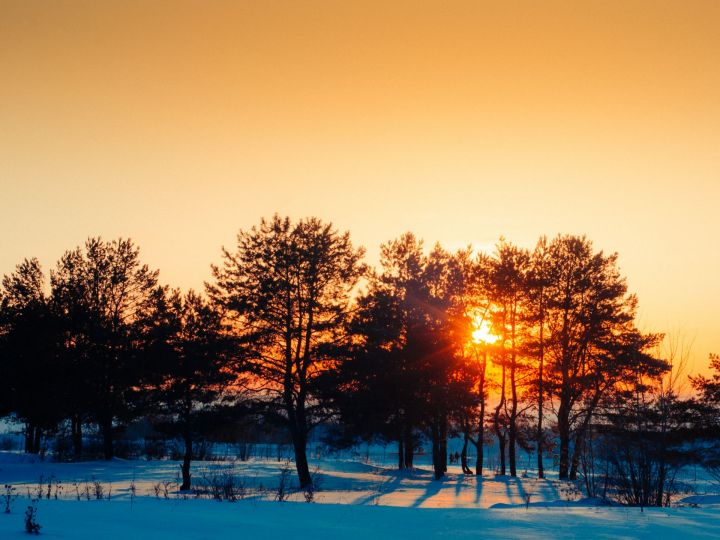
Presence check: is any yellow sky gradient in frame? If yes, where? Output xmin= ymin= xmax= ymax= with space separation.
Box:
xmin=1 ymin=0 xmax=719 ymax=375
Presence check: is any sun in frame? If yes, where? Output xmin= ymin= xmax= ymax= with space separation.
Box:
xmin=472 ymin=315 xmax=498 ymax=344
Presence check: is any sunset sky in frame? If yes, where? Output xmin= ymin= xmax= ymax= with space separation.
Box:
xmin=1 ymin=1 xmax=718 ymax=375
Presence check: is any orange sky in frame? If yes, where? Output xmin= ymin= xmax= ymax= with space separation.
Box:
xmin=1 ymin=0 xmax=719 ymax=376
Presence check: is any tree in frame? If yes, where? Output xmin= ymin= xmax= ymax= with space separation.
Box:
xmin=329 ymin=236 xmax=474 ymax=479
xmin=691 ymin=353 xmax=720 ymax=404
xmin=543 ymin=235 xmax=649 ymax=479
xmin=525 ymin=237 xmax=551 ymax=478
xmin=324 ymin=287 xmax=409 ymax=464
xmin=690 ymin=354 xmax=720 ymax=484
xmin=486 ymin=240 xmax=531 ymax=477
xmin=50 ymin=238 xmax=161 ymax=459
xmin=150 ymin=290 xmax=236 ymax=490
xmin=595 ymin=355 xmax=697 ymax=508
xmin=208 ymin=216 xmax=365 ymax=488
xmin=420 ymin=244 xmax=475 ymax=480
xmin=0 ymin=259 xmax=62 ymax=453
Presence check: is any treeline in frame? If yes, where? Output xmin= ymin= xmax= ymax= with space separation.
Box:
xmin=1 ymin=215 xmax=719 ymax=505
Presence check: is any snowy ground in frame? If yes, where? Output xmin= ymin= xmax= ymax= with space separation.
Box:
xmin=1 ymin=450 xmax=719 ymax=538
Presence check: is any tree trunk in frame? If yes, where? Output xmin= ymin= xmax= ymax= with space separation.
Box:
xmin=431 ymin=414 xmax=447 ymax=480
xmin=493 ymin=363 xmax=507 ymax=475
xmin=476 ymin=353 xmax=486 ymax=476
xmin=432 ymin=421 xmax=442 ymax=480
xmin=440 ymin=415 xmax=447 ymax=476
xmin=25 ymin=423 xmax=35 ymax=454
xmin=291 ymin=429 xmax=312 ymax=488
xmin=569 ymin=431 xmax=583 ymax=480
xmin=398 ymin=436 xmax=405 ymax=470
xmin=509 ymin=359 xmax=517 ymax=477
xmin=461 ymin=432 xmax=472 ymax=474
xmin=403 ymin=424 xmax=414 ymax=469
xmin=536 ymin=315 xmax=545 ymax=478
xmin=508 ymin=311 xmax=518 ymax=477
xmin=180 ymin=433 xmax=193 ymax=491
xmin=557 ymin=399 xmax=570 ymax=479
xmin=71 ymin=414 xmax=83 ymax=459
xmin=33 ymin=427 xmax=42 ymax=455
xmin=101 ymin=416 xmax=114 ymax=460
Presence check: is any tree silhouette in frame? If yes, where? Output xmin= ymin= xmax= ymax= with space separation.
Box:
xmin=51 ymin=238 xmax=161 ymax=459
xmin=208 ymin=216 xmax=365 ymax=488
xmin=149 ymin=289 xmax=237 ymax=490
xmin=0 ymin=258 xmax=61 ymax=453
xmin=542 ymin=235 xmax=648 ymax=479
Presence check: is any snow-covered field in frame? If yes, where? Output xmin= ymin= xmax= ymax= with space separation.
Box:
xmin=1 ymin=450 xmax=719 ymax=539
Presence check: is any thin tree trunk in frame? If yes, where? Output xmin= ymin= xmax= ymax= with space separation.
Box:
xmin=180 ymin=432 xmax=193 ymax=491
xmin=33 ymin=427 xmax=42 ymax=455
xmin=25 ymin=423 xmax=35 ymax=454
xmin=508 ymin=309 xmax=518 ymax=477
xmin=440 ymin=415 xmax=447 ymax=476
xmin=476 ymin=358 xmax=486 ymax=476
xmin=101 ymin=416 xmax=114 ymax=460
xmin=476 ymin=408 xmax=484 ymax=476
xmin=536 ymin=309 xmax=545 ymax=478
xmin=71 ymin=414 xmax=83 ymax=459
xmin=404 ymin=426 xmax=414 ymax=469
xmin=432 ymin=420 xmax=442 ymax=480
xmin=461 ymin=431 xmax=472 ymax=474
xmin=557 ymin=398 xmax=570 ymax=479
xmin=493 ymin=363 xmax=507 ymax=475
xmin=569 ymin=430 xmax=584 ymax=480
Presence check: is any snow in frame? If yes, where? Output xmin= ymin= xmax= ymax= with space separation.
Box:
xmin=0 ymin=451 xmax=719 ymax=539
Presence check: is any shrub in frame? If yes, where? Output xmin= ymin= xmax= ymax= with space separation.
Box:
xmin=24 ymin=501 xmax=41 ymax=535
xmin=3 ymin=484 xmax=17 ymax=513
xmin=275 ymin=464 xmax=292 ymax=502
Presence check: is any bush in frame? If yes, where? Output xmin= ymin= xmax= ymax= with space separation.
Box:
xmin=24 ymin=501 xmax=41 ymax=535
xmin=3 ymin=484 xmax=17 ymax=513
xmin=199 ymin=468 xmax=245 ymax=502
xmin=275 ymin=464 xmax=292 ymax=502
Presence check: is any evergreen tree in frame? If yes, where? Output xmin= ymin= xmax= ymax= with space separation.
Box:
xmin=50 ymin=238 xmax=162 ymax=459
xmin=208 ymin=216 xmax=365 ymax=488
xmin=0 ymin=258 xmax=62 ymax=453
xmin=150 ymin=289 xmax=237 ymax=490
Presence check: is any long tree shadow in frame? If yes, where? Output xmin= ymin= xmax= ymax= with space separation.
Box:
xmin=411 ymin=478 xmax=444 ymax=508
xmin=473 ymin=475 xmax=487 ymax=504
xmin=454 ymin=472 xmax=473 ymax=498
xmin=352 ymin=470 xmax=405 ymax=505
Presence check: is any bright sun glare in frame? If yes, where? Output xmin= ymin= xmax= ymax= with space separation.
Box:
xmin=472 ymin=316 xmax=498 ymax=345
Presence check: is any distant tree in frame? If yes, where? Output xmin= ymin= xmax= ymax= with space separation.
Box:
xmin=690 ymin=354 xmax=720 ymax=484
xmin=50 ymin=238 xmax=161 ymax=459
xmin=0 ymin=258 xmax=61 ymax=453
xmin=690 ymin=353 xmax=720 ymax=405
xmin=208 ymin=216 xmax=365 ymax=488
xmin=150 ymin=289 xmax=237 ymax=490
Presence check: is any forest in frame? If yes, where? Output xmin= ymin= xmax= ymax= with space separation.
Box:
xmin=2 ymin=215 xmax=719 ymax=507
